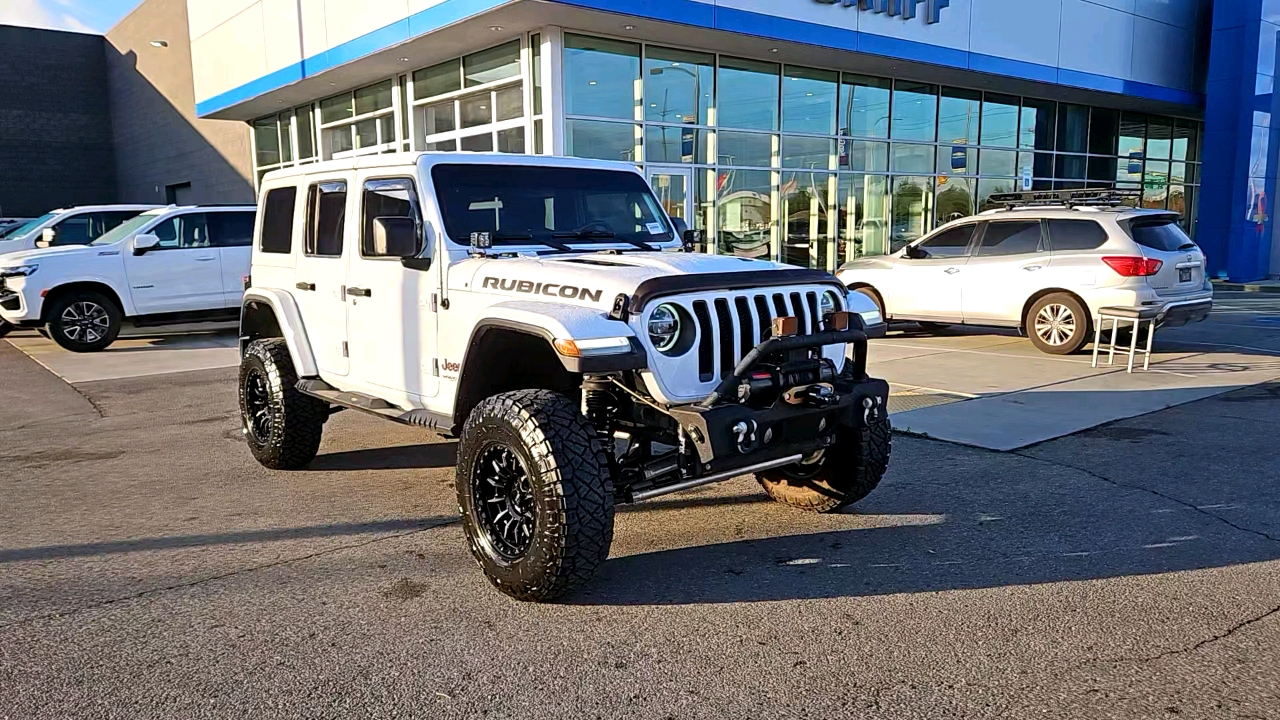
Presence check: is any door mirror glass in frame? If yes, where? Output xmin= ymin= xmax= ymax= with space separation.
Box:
xmin=371 ymin=216 xmax=419 ymax=258
xmin=133 ymin=233 xmax=161 ymax=255
xmin=401 ymin=221 xmax=435 ymax=271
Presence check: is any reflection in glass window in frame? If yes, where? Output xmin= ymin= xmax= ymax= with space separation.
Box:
xmin=565 ymin=119 xmax=636 ymax=161
xmin=1173 ymin=119 xmax=1198 ymax=162
xmin=977 ymin=177 xmax=1019 ymax=212
xmin=296 ymin=107 xmax=316 ymax=160
xmin=843 ymin=139 xmax=888 ymax=172
xmin=1055 ymin=154 xmax=1087 ymax=180
xmin=837 ymin=174 xmax=889 ymax=260
xmin=890 ymin=143 xmax=934 ymax=174
xmin=891 ymin=82 xmax=937 ymax=142
xmin=718 ymin=57 xmax=780 ymax=130
xmin=935 ymin=178 xmax=975 ymax=225
xmin=464 ymin=40 xmax=520 ymax=87
xmin=644 ymin=47 xmax=713 ymax=125
xmin=781 ymin=172 xmax=831 ymax=268
xmin=532 ymin=34 xmax=542 ymax=114
xmin=890 ymin=175 xmax=933 ymax=251
xmin=355 ymin=80 xmax=393 ymax=115
xmin=718 ymin=131 xmax=773 ymax=167
xmin=564 ymin=34 xmax=639 ymax=119
xmin=1018 ymin=97 xmax=1054 ymax=150
xmin=1168 ymin=185 xmax=1186 ymax=215
xmin=1056 ymin=104 xmax=1088 ymax=154
xmin=1119 ymin=112 xmax=1147 ymax=158
xmin=460 ymin=93 xmax=492 ymax=128
xmin=781 ymin=136 xmax=834 ymax=169
xmin=979 ymin=221 xmax=1043 ymax=256
xmin=646 ymin=126 xmax=705 ymax=163
xmin=414 ymin=59 xmax=461 ymax=100
xmin=1088 ymin=156 xmax=1118 ymax=183
xmin=1020 ymin=151 xmax=1053 ymax=179
xmin=420 ymin=101 xmax=455 ymax=136
xmin=938 ymin=88 xmax=980 ymax=146
xmin=355 ymin=119 xmax=378 ymax=149
xmin=460 ymin=133 xmax=494 ymax=152
xmin=1146 ymin=116 xmax=1172 ymax=160
xmin=495 ymin=85 xmax=523 ymax=121
xmin=254 ymin=118 xmax=281 ymax=167
xmin=782 ymin=66 xmax=837 ymax=135
xmin=717 ymin=169 xmax=773 ymax=258
xmin=939 ymin=145 xmax=976 ymax=176
xmin=1090 ymin=107 xmax=1120 ymax=155
xmin=325 ymin=126 xmax=353 ymax=155
xmin=840 ymin=74 xmax=890 ymax=139
xmin=980 ymin=149 xmax=1017 ymax=177
xmin=320 ymin=94 xmax=354 ymax=124
xmin=497 ymin=127 xmax=525 ymax=154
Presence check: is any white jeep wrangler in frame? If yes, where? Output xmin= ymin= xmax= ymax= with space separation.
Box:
xmin=238 ymin=153 xmax=891 ymax=601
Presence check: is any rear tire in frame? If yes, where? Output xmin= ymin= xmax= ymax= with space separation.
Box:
xmin=45 ymin=290 xmax=122 ymax=352
xmin=757 ymin=416 xmax=892 ymax=513
xmin=1026 ymin=293 xmax=1090 ymax=355
xmin=457 ymin=390 xmax=614 ymax=602
xmin=239 ymin=339 xmax=327 ymax=470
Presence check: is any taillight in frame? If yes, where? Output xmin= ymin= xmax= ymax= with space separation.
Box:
xmin=1102 ymin=256 xmax=1163 ymax=277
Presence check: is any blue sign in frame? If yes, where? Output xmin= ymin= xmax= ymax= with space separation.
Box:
xmin=814 ymin=0 xmax=950 ymax=24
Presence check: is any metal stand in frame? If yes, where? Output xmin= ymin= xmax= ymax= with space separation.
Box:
xmin=1092 ymin=306 xmax=1159 ymax=373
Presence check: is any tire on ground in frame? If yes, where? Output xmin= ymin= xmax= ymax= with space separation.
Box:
xmin=456 ymin=389 xmax=614 ymax=602
xmin=44 ymin=289 xmax=122 ymax=353
xmin=757 ymin=415 xmax=892 ymax=513
xmin=1026 ymin=293 xmax=1090 ymax=355
xmin=239 ymin=338 xmax=327 ymax=470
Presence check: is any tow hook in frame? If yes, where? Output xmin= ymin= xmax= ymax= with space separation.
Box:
xmin=783 ymin=383 xmax=838 ymax=408
xmin=862 ymin=395 xmax=884 ymax=425
xmin=732 ymin=420 xmax=758 ymax=454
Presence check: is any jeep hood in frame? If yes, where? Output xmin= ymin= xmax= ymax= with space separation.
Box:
xmin=452 ymin=252 xmax=807 ymax=306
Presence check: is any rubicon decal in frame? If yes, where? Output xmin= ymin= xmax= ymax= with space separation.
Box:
xmin=481 ymin=277 xmax=604 ymax=303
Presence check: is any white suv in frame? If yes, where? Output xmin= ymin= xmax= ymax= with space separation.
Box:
xmin=237 ymin=152 xmax=893 ymax=601
xmin=0 ymin=205 xmax=159 ymax=255
xmin=0 ymin=205 xmax=256 ymax=351
xmin=837 ymin=190 xmax=1213 ymax=354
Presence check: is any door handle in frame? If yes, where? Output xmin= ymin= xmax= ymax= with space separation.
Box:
xmin=295 ymin=282 xmax=316 ymax=291
xmin=195 ymin=256 xmax=217 ymax=262
xmin=347 ymin=287 xmax=371 ymax=298
xmin=944 ymin=267 xmax=960 ymax=275
xmin=1023 ymin=265 xmax=1043 ymax=272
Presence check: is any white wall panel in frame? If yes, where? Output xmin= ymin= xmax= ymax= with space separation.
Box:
xmin=1131 ymin=15 xmax=1193 ymax=88
xmin=187 ymin=0 xmax=259 ymax=41
xmin=717 ymin=0 xmax=857 ymax=30
xmin=1059 ymin=0 xmax=1134 ymax=79
xmin=856 ymin=0 xmax=972 ymax=51
xmin=191 ymin=3 xmax=267 ymax=102
xmin=970 ymin=0 xmax=1060 ymax=67
xmin=261 ymin=0 xmax=304 ymax=74
xmin=322 ymin=0 xmax=412 ymax=49
xmin=298 ymin=0 xmax=330 ymax=59
xmin=409 ymin=0 xmax=460 ymax=13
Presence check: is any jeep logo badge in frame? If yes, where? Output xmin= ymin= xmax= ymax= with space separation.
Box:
xmin=814 ymin=0 xmax=949 ymax=24
xmin=481 ymin=277 xmax=604 ymax=303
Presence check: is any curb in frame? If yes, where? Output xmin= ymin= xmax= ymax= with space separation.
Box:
xmin=1211 ymin=281 xmax=1280 ymax=294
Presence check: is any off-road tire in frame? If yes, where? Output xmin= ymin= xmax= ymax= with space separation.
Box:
xmin=0 ymin=320 xmax=11 ymax=339
xmin=456 ymin=390 xmax=614 ymax=602
xmin=1026 ymin=293 xmax=1089 ymax=355
xmin=44 ymin=289 xmax=122 ymax=353
xmin=239 ymin=339 xmax=326 ymax=470
xmin=757 ymin=416 xmax=892 ymax=513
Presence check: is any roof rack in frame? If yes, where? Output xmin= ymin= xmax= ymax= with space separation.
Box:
xmin=988 ymin=188 xmax=1142 ymax=210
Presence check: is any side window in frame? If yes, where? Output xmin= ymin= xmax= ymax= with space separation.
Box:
xmin=917 ymin=224 xmax=975 ymax=257
xmin=148 ymin=213 xmax=210 ymax=249
xmin=209 ymin=212 xmax=256 ymax=247
xmin=978 ymin=221 xmax=1043 ymax=257
xmin=97 ymin=211 xmax=141 ymax=239
xmin=49 ymin=216 xmax=91 ymax=246
xmin=361 ymin=179 xmax=422 ymax=258
xmin=260 ymin=187 xmax=297 ymax=254
xmin=1047 ymin=219 xmax=1107 ymax=251
xmin=306 ymin=181 xmax=347 ymax=257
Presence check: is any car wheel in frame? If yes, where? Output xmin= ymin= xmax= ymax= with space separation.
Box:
xmin=757 ymin=415 xmax=892 ymax=513
xmin=239 ymin=338 xmax=327 ymax=469
xmin=457 ymin=389 xmax=614 ymax=602
xmin=45 ymin=290 xmax=122 ymax=352
xmin=852 ymin=286 xmax=885 ymax=319
xmin=1026 ymin=294 xmax=1090 ymax=355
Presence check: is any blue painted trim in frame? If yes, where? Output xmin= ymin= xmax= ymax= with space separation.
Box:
xmin=196 ymin=0 xmax=1205 ymax=117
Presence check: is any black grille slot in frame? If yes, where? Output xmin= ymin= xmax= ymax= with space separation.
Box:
xmin=790 ymin=292 xmax=806 ymax=335
xmin=692 ymin=300 xmax=715 ymax=382
xmin=734 ymin=297 xmax=754 ymax=362
xmin=754 ymin=295 xmax=772 ymax=341
xmin=772 ymin=293 xmax=787 ymax=320
xmin=806 ymin=291 xmax=820 ymax=332
xmin=713 ymin=298 xmax=734 ymax=378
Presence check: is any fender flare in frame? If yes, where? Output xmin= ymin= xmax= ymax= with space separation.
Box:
xmin=41 ymin=275 xmax=137 ymax=317
xmin=240 ymin=288 xmax=319 ymax=377
xmin=460 ymin=300 xmax=647 ymax=374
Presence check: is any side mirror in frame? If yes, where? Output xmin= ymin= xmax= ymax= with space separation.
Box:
xmin=400 ymin=220 xmax=435 ymax=272
xmin=133 ymin=233 xmax=160 ymax=255
xmin=670 ymin=217 xmax=698 ymax=252
xmin=37 ymin=228 xmax=56 ymax=248
xmin=372 ymin=216 xmax=419 ymax=258
xmin=905 ymin=244 xmax=928 ymax=260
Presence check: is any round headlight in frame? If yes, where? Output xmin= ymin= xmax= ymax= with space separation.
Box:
xmin=648 ymin=304 xmax=680 ymax=352
xmin=820 ymin=290 xmax=840 ymax=316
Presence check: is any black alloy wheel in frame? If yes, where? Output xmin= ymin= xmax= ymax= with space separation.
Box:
xmin=242 ymin=365 xmax=273 ymax=446
xmin=471 ymin=442 xmax=537 ymax=559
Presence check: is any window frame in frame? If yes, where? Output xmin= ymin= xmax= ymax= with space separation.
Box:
xmin=260 ymin=186 xmax=298 ymax=255
xmin=915 ymin=221 xmax=978 ymax=258
xmin=146 ymin=211 xmax=211 ymax=251
xmin=304 ymin=180 xmax=349 ymax=258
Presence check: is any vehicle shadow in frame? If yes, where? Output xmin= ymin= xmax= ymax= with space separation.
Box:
xmin=308 ymin=441 xmax=459 ymax=471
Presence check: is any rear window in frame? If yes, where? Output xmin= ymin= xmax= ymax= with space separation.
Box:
xmin=978 ymin=221 xmax=1043 ymax=257
xmin=260 ymin=187 xmax=297 ymax=253
xmin=1047 ymin=219 xmax=1108 ymax=251
xmin=1127 ymin=220 xmax=1195 ymax=253
xmin=209 ymin=211 xmax=256 ymax=247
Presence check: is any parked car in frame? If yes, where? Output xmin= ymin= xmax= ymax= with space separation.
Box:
xmin=0 ymin=205 xmax=159 ymax=255
xmin=0 ymin=205 xmax=256 ymax=350
xmin=0 ymin=218 xmax=34 ymax=238
xmin=236 ymin=152 xmax=892 ymax=601
xmin=837 ymin=190 xmax=1213 ymax=354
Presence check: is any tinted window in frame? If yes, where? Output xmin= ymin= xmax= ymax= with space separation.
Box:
xmin=209 ymin=212 xmax=256 ymax=247
xmin=260 ymin=187 xmax=296 ymax=253
xmin=1128 ymin=220 xmax=1194 ymax=252
xmin=306 ymin=181 xmax=346 ymax=257
xmin=979 ymin=221 xmax=1043 ymax=256
xmin=49 ymin=216 xmax=91 ymax=245
xmin=1047 ymin=219 xmax=1107 ymax=251
xmin=361 ymin=179 xmax=421 ymax=257
xmin=151 ymin=213 xmax=209 ymax=249
xmin=917 ymin=224 xmax=974 ymax=257
xmin=98 ymin=211 xmax=142 ymax=237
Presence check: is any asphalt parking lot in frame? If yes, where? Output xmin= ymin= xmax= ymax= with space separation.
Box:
xmin=2 ymin=293 xmax=1279 ymax=718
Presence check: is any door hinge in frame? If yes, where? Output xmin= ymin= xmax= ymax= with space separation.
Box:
xmin=431 ymin=293 xmax=438 ymax=312
xmin=432 ymin=358 xmax=439 ymax=376
xmin=341 ymin=341 xmax=349 ymax=358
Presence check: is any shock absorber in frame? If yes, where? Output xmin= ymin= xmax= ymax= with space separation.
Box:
xmin=581 ymin=377 xmax=618 ymax=441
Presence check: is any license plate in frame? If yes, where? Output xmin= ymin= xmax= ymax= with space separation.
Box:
xmin=1178 ymin=267 xmax=1192 ymax=283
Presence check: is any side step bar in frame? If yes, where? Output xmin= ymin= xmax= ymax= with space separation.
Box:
xmin=295 ymin=379 xmax=451 ymax=431
xmin=629 ymin=453 xmax=803 ymax=502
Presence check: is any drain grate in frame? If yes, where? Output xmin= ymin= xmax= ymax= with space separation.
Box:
xmin=888 ymin=384 xmax=973 ymax=414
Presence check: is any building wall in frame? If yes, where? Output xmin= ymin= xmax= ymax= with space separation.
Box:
xmin=0 ymin=25 xmax=116 ymax=217
xmin=106 ymin=0 xmax=255 ymax=206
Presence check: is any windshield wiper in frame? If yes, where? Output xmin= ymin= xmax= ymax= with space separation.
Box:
xmin=552 ymin=226 xmax=659 ymax=252
xmin=488 ymin=230 xmax=575 ymax=253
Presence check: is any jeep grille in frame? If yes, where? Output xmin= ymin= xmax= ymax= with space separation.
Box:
xmin=682 ymin=290 xmax=825 ymax=382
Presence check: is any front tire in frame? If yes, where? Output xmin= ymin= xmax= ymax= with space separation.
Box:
xmin=45 ymin=290 xmax=122 ymax=352
xmin=457 ymin=390 xmax=614 ymax=602
xmin=757 ymin=416 xmax=892 ymax=513
xmin=1027 ymin=293 xmax=1089 ymax=355
xmin=239 ymin=339 xmax=327 ymax=469
xmin=0 ymin=320 xmax=11 ymax=339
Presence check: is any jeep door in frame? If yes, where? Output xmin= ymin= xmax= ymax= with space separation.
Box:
xmin=124 ymin=212 xmax=226 ymax=314
xmin=344 ymin=175 xmax=438 ymax=399
xmin=293 ymin=179 xmax=352 ymax=377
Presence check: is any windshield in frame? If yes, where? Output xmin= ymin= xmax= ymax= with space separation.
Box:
xmin=431 ymin=164 xmax=674 ymax=249
xmin=91 ymin=213 xmax=158 ymax=246
xmin=1127 ymin=219 xmax=1196 ymax=253
xmin=0 ymin=213 xmax=58 ymax=241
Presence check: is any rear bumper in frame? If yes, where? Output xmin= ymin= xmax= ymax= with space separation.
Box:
xmin=1156 ymin=298 xmax=1213 ymax=328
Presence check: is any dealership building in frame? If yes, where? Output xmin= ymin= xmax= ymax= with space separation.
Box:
xmin=3 ymin=1 xmax=1276 ymax=280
